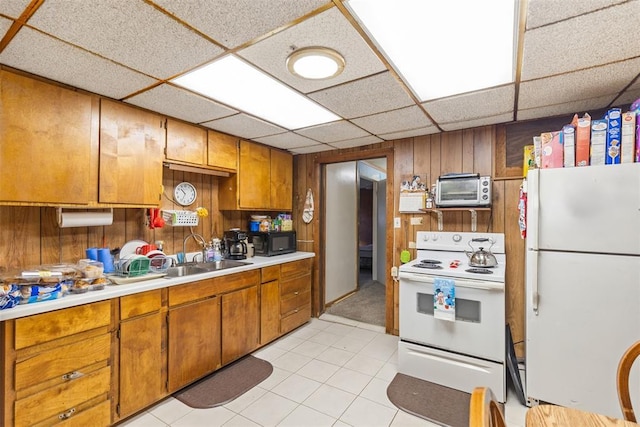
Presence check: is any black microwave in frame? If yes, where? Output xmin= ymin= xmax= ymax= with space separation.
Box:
xmin=249 ymin=231 xmax=296 ymax=257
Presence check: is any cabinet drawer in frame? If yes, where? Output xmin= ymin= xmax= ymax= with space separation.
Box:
xmin=280 ymin=304 xmax=311 ymax=335
xmin=15 ymin=333 xmax=110 ymax=393
xmin=280 ymin=274 xmax=310 ymax=298
xmin=261 ymin=265 xmax=280 ymax=283
xmin=280 ymin=258 xmax=312 ymax=281
xmin=56 ymin=399 xmax=111 ymax=427
xmin=15 ymin=301 xmax=111 ymax=349
xmin=15 ymin=365 xmax=110 ymax=427
xmin=120 ymin=289 xmax=162 ymax=320
xmin=280 ymin=289 xmax=311 ymax=316
xmin=169 ymin=270 xmax=260 ymax=307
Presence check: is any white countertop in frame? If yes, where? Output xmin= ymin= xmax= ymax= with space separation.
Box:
xmin=0 ymin=252 xmax=315 ymax=322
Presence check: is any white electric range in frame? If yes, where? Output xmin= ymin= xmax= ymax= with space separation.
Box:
xmin=398 ymin=231 xmax=507 ymax=402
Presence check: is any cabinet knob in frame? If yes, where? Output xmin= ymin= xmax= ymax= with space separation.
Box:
xmin=62 ymin=371 xmax=83 ymax=381
xmin=59 ymin=408 xmax=76 ymax=420
xmin=294 ymin=291 xmax=299 ymax=295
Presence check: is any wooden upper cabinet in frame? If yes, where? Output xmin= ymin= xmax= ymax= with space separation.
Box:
xmin=0 ymin=70 xmax=95 ymax=204
xmin=239 ymin=140 xmax=270 ymax=209
xmin=166 ymin=118 xmax=207 ymax=165
xmin=218 ymin=140 xmax=292 ymax=211
xmin=270 ymin=148 xmax=293 ymax=210
xmin=99 ymin=99 xmax=165 ymax=205
xmin=208 ymin=130 xmax=238 ymax=171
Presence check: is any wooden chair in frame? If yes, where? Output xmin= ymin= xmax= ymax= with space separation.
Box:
xmin=617 ymin=340 xmax=640 ymax=422
xmin=469 ymin=387 xmax=507 ymax=427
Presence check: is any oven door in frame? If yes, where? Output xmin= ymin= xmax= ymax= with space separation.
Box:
xmin=399 ymin=271 xmax=505 ymax=362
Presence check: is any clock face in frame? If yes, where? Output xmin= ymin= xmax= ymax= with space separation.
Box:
xmin=174 ymin=182 xmax=197 ymax=206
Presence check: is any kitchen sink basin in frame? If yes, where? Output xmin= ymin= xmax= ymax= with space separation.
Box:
xmin=165 ymin=260 xmax=250 ymax=277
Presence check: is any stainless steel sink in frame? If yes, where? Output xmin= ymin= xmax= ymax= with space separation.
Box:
xmin=165 ymin=259 xmax=250 ymax=277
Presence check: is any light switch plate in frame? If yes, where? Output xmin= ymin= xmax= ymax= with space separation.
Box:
xmin=394 ymin=217 xmax=401 ymax=228
xmin=408 ymin=241 xmax=416 ymax=248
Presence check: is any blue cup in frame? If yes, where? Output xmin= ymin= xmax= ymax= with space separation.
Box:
xmin=97 ymin=248 xmax=114 ymax=273
xmin=86 ymin=247 xmax=98 ymax=261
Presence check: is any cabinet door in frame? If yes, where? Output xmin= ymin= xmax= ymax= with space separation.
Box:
xmin=168 ymin=297 xmax=221 ymax=393
xmin=260 ymin=280 xmax=280 ymax=345
xmin=118 ymin=312 xmax=164 ymax=419
xmin=238 ymin=140 xmax=270 ymax=209
xmin=270 ymin=149 xmax=293 ymax=210
xmin=0 ymin=70 xmax=94 ymax=204
xmin=221 ymin=285 xmax=259 ymax=365
xmin=208 ymin=130 xmax=237 ymax=171
xmin=99 ymin=99 xmax=165 ymax=205
xmin=166 ymin=118 xmax=207 ymax=165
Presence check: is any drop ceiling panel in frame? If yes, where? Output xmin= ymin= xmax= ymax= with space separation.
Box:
xmin=329 ymin=135 xmax=384 ymax=149
xmin=295 ymin=120 xmax=370 ymax=143
xmin=379 ymin=126 xmax=439 ymax=141
xmin=290 ymin=144 xmax=335 ymax=154
xmin=0 ymin=27 xmax=157 ymax=99
xmin=422 ymin=85 xmax=514 ymax=124
xmin=0 ymin=16 xmax=12 ymax=35
xmin=0 ymin=0 xmax=31 ymax=18
xmin=201 ymin=114 xmax=286 ymax=139
xmin=517 ymin=95 xmax=615 ymax=121
xmin=27 ymin=0 xmax=223 ymax=79
xmin=350 ymin=105 xmax=432 ymax=136
xmin=521 ymin=2 xmax=640 ymax=80
xmin=150 ymin=0 xmax=328 ymax=49
xmin=254 ymin=132 xmax=319 ymax=149
xmin=238 ymin=7 xmax=385 ymax=94
xmin=125 ymin=84 xmax=236 ymax=123
xmin=519 ymin=58 xmax=640 ymax=110
xmin=440 ymin=113 xmax=514 ymax=132
xmin=525 ymin=0 xmax=626 ymax=29
xmin=614 ymin=80 xmax=640 ymax=106
xmin=309 ymin=72 xmax=414 ymax=119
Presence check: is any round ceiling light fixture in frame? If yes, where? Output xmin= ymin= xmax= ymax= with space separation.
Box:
xmin=286 ymin=47 xmax=345 ymax=80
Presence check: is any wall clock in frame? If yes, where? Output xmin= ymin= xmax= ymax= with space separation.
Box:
xmin=174 ymin=182 xmax=197 ymax=206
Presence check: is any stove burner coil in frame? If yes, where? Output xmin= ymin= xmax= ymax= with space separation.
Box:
xmin=465 ymin=268 xmax=493 ymax=274
xmin=415 ymin=263 xmax=443 ymax=270
xmin=419 ymin=259 xmax=442 ymax=264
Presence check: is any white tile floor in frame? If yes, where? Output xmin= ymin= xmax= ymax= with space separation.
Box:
xmin=120 ymin=314 xmax=529 ymax=427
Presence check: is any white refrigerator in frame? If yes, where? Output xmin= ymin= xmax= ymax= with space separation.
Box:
xmin=525 ymin=163 xmax=640 ymax=418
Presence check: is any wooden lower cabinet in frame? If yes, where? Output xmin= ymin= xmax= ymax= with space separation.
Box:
xmin=260 ymin=279 xmax=280 ymax=345
xmin=168 ymin=297 xmax=221 ymax=393
xmin=1 ymin=301 xmax=112 ymax=427
xmin=117 ymin=291 xmax=165 ymax=421
xmin=222 ymin=285 xmax=259 ymax=365
xmin=279 ymin=258 xmax=313 ymax=334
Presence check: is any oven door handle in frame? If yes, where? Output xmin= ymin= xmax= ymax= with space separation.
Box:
xmin=398 ymin=272 xmax=504 ymax=291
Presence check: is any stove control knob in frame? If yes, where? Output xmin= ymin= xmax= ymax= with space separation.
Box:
xmin=422 ymin=234 xmax=429 ymax=241
xmin=452 ymin=234 xmax=462 ymax=242
xmin=431 ymin=233 xmax=438 ymax=241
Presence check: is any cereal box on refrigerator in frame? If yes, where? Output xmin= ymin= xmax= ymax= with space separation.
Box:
xmin=563 ymin=123 xmax=576 ymax=167
xmin=540 ymin=131 xmax=563 ymax=168
xmin=621 ymin=111 xmax=636 ymax=163
xmin=590 ymin=119 xmax=607 ymax=166
xmin=605 ymin=108 xmax=622 ymax=164
xmin=573 ymin=113 xmax=591 ymax=166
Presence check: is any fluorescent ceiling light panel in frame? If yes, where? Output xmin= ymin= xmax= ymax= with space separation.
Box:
xmin=172 ymin=55 xmax=340 ymax=129
xmin=346 ymin=0 xmax=517 ymax=101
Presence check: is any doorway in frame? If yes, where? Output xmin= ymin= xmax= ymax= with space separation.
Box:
xmin=324 ymin=158 xmax=387 ymax=326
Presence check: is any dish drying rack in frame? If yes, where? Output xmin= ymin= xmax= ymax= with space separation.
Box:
xmin=114 ymin=255 xmax=171 ymax=277
xmin=162 ymin=210 xmax=199 ymax=226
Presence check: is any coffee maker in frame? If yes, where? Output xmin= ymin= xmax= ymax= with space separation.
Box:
xmin=223 ymin=229 xmax=248 ymax=260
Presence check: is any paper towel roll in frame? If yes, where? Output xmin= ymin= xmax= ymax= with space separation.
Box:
xmin=57 ymin=209 xmax=113 ymax=228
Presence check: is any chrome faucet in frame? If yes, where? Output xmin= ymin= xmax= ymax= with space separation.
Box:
xmin=183 ymin=233 xmax=207 ymax=263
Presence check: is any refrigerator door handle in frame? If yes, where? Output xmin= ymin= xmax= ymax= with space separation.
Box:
xmin=529 ymin=249 xmax=540 ymax=314
xmin=526 ymin=169 xmax=540 ymax=251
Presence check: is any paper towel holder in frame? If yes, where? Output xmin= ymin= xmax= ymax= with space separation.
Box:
xmin=57 ymin=208 xmax=114 ymax=228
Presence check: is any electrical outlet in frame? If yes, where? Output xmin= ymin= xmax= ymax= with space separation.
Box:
xmin=391 ymin=266 xmax=398 ymax=278
xmin=408 ymin=241 xmax=416 ymax=248
xmin=410 ymin=217 xmax=423 ymax=225
xmin=394 ymin=217 xmax=401 ymax=228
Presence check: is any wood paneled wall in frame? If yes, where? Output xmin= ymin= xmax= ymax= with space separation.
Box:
xmin=291 ymin=126 xmax=526 ymax=357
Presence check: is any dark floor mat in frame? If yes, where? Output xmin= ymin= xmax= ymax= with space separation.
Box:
xmin=173 ymin=355 xmax=273 ymax=409
xmin=387 ymin=373 xmax=472 ymax=427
